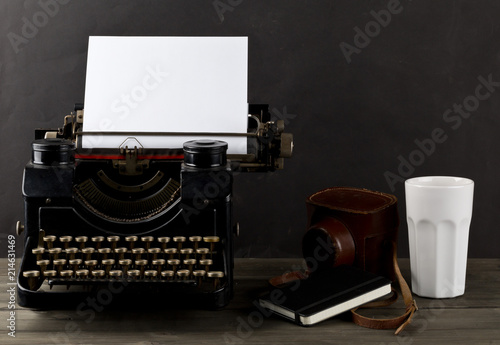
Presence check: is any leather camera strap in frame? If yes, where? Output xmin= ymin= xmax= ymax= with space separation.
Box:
xmin=350 ymin=241 xmax=418 ymax=335
xmin=268 ymin=242 xmax=417 ymax=335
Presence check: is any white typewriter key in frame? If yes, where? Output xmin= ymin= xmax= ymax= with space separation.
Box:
xmin=102 ymin=259 xmax=115 ymax=277
xmin=23 ymin=270 xmax=40 ymax=290
xmin=91 ymin=269 xmax=105 ymax=279
xmin=48 ymin=247 xmax=62 ymax=261
xmin=44 ymin=270 xmax=56 ymax=290
xmin=65 ymin=247 xmax=78 ymax=261
xmin=164 ymin=248 xmax=177 ymax=260
xmin=145 ymin=270 xmax=158 ymax=279
xmin=148 ymin=247 xmax=161 ymax=261
xmin=75 ymin=236 xmax=88 ymax=250
xmin=127 ymin=269 xmax=141 ymax=279
xmin=152 ymin=259 xmax=166 ymax=275
xmin=189 ymin=236 xmax=202 ymax=250
xmin=114 ymin=247 xmax=127 ymax=261
xmin=37 ymin=260 xmax=50 ymax=274
xmin=135 ymin=259 xmax=148 ymax=278
xmin=207 ymin=271 xmax=224 ymax=277
xmin=76 ymin=269 xmax=89 ymax=279
xmin=69 ymin=259 xmax=82 ymax=273
xmin=180 ymin=248 xmax=193 ymax=259
xmin=203 ymin=236 xmax=220 ymax=257
xmin=161 ymin=270 xmax=174 ymax=280
xmin=132 ymin=248 xmax=145 ymax=261
xmin=125 ymin=236 xmax=138 ymax=250
xmin=193 ymin=270 xmax=206 ymax=286
xmin=59 ymin=236 xmax=73 ymax=249
xmin=98 ymin=248 xmax=112 ymax=261
xmin=183 ymin=259 xmax=196 ymax=275
xmin=60 ymin=269 xmax=73 ymax=289
xmin=157 ymin=237 xmax=170 ymax=250
xmin=167 ymin=259 xmax=180 ymax=274
xmin=91 ymin=236 xmax=105 ymax=249
xmin=85 ymin=260 xmax=98 ymax=274
xmin=203 ymin=236 xmax=220 ymax=243
xmin=107 ymin=236 xmax=120 ymax=251
xmin=173 ymin=236 xmax=186 ymax=251
xmin=53 ymin=259 xmax=67 ymax=275
xmin=199 ymin=259 xmax=213 ymax=272
xmin=32 ymin=247 xmax=45 ymax=261
xmin=43 ymin=235 xmax=57 ymax=249
xmin=109 ymin=270 xmax=122 ymax=279
xmin=177 ymin=269 xmax=190 ymax=280
xmin=119 ymin=259 xmax=132 ymax=275
xmin=43 ymin=270 xmax=57 ymax=279
xmin=60 ymin=270 xmax=73 ymax=280
xmin=82 ymin=247 xmax=95 ymax=261
xmin=207 ymin=271 xmax=225 ymax=289
xmin=141 ymin=236 xmax=154 ymax=250
xmin=196 ymin=248 xmax=209 ymax=260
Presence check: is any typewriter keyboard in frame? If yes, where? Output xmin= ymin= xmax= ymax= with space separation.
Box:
xmin=22 ymin=234 xmax=225 ymax=291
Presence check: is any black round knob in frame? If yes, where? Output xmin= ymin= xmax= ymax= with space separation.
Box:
xmin=183 ymin=140 xmax=228 ymax=168
xmin=32 ymin=138 xmax=75 ymax=165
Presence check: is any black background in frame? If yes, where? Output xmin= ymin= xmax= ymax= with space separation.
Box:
xmin=1 ymin=0 xmax=499 ymax=258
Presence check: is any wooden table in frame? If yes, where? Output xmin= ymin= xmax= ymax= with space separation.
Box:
xmin=1 ymin=258 xmax=499 ymax=344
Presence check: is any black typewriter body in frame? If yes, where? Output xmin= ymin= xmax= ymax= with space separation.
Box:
xmin=17 ymin=104 xmax=293 ymax=309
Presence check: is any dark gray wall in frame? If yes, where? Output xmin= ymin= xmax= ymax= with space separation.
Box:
xmin=1 ymin=0 xmax=499 ymax=259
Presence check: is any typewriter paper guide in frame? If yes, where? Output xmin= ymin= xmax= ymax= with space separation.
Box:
xmin=82 ymin=36 xmax=248 ymax=154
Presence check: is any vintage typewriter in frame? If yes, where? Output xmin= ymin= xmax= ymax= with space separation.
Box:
xmin=16 ymin=103 xmax=293 ymax=309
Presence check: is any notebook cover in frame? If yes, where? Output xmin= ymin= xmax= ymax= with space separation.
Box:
xmin=259 ymin=265 xmax=392 ymax=326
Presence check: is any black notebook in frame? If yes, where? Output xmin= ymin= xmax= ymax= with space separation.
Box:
xmin=259 ymin=265 xmax=392 ymax=326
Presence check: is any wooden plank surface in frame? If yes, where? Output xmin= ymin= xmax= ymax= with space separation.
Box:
xmin=1 ymin=258 xmax=499 ymax=344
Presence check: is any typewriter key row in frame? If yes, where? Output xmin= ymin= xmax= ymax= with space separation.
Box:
xmin=34 ymin=256 xmax=216 ymax=276
xmin=23 ymin=269 xmax=225 ymax=291
xmin=41 ymin=235 xmax=219 ymax=253
xmin=23 ymin=260 xmax=225 ymax=290
xmin=32 ymin=246 xmax=215 ymax=263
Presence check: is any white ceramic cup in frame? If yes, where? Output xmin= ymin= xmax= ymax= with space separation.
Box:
xmin=405 ymin=176 xmax=474 ymax=298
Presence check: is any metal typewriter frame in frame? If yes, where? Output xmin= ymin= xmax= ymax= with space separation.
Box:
xmin=17 ymin=104 xmax=293 ymax=309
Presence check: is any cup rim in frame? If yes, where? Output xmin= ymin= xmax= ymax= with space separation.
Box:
xmin=405 ymin=176 xmax=474 ymax=188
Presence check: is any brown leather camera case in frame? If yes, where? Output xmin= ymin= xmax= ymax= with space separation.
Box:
xmin=302 ymin=187 xmax=399 ymax=281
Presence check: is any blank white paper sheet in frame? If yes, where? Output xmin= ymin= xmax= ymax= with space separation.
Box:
xmin=82 ymin=36 xmax=248 ymax=154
